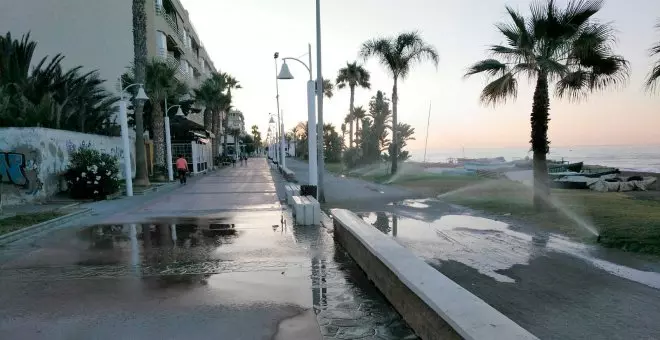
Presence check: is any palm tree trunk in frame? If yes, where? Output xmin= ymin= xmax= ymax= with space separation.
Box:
xmin=203 ymin=107 xmax=212 ymax=132
xmin=212 ymin=110 xmax=219 ymax=163
xmin=391 ymin=78 xmax=399 ymax=174
xmin=152 ymin=103 xmax=166 ymax=168
xmin=222 ymin=113 xmax=228 ymax=156
xmin=531 ymin=72 xmax=550 ymax=211
xmin=132 ymin=0 xmax=150 ymax=186
xmin=349 ymin=85 xmax=355 ymax=147
xmin=355 ymin=119 xmax=360 ymax=146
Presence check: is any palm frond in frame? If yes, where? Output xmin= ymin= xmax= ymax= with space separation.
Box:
xmin=360 ymin=38 xmax=398 ymax=76
xmin=479 ymin=73 xmax=518 ymax=106
xmin=464 ymin=59 xmax=508 ymax=78
xmin=645 ymin=19 xmax=660 ymax=92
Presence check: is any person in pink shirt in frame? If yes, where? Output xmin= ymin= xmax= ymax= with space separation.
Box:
xmin=175 ymin=155 xmax=188 ymax=184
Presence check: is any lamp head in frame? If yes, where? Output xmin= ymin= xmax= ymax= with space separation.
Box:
xmin=274 ymin=52 xmax=279 ymax=59
xmin=277 ymin=62 xmax=294 ymax=80
xmin=175 ymin=107 xmax=184 ymax=116
xmin=135 ymin=85 xmax=149 ymax=102
xmin=269 ymin=117 xmax=275 ymax=124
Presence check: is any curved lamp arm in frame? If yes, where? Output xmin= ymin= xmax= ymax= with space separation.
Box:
xmin=282 ymin=57 xmax=312 ymax=80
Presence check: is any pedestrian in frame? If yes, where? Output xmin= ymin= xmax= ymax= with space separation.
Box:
xmin=244 ymin=155 xmax=248 ymax=166
xmin=175 ymin=154 xmax=188 ymax=184
xmin=232 ymin=154 xmax=237 ymax=167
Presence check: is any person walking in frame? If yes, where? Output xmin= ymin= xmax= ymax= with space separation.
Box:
xmin=176 ymin=155 xmax=188 ymax=184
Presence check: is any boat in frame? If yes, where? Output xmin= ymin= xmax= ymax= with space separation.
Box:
xmin=548 ymin=161 xmax=583 ymax=173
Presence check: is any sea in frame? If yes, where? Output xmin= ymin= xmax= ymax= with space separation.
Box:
xmin=411 ymin=145 xmax=660 ymax=173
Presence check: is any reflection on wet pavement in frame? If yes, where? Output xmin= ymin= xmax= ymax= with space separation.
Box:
xmin=360 ymin=209 xmax=660 ymax=340
xmin=0 ymin=213 xmax=417 ymax=340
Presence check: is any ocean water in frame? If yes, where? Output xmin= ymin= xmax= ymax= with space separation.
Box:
xmin=412 ymin=145 xmax=660 ymax=173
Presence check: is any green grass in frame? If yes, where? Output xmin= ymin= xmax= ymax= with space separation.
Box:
xmin=424 ymin=180 xmax=660 ymax=255
xmin=325 ymin=162 xmax=343 ymax=174
xmin=0 ymin=211 xmax=65 ymax=235
xmin=340 ymin=164 xmax=660 ymax=255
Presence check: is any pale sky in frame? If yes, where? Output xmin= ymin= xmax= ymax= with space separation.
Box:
xmin=181 ymin=0 xmax=660 ymax=151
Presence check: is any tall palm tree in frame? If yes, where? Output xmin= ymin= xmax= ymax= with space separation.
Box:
xmin=336 ymin=62 xmax=371 ymax=147
xmin=220 ymin=73 xmax=240 ymax=155
xmin=645 ymin=19 xmax=660 ymax=91
xmin=465 ymin=0 xmax=629 ymax=210
xmin=360 ymin=32 xmax=438 ymax=174
xmin=144 ymin=59 xmax=186 ymax=169
xmin=132 ymin=0 xmax=150 ymax=186
xmin=352 ymin=106 xmax=367 ymax=147
xmin=194 ymin=74 xmax=226 ymax=158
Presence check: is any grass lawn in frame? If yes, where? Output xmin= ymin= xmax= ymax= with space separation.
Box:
xmin=0 ymin=211 xmax=65 ymax=236
xmin=325 ymin=162 xmax=343 ymax=174
xmin=341 ymin=164 xmax=660 ymax=255
xmin=396 ymin=177 xmax=660 ymax=255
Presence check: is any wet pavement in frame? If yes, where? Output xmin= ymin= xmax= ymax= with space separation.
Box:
xmin=359 ymin=198 xmax=660 ymax=340
xmin=0 ymin=160 xmax=417 ymax=340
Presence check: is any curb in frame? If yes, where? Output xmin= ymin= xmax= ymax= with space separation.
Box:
xmin=0 ymin=208 xmax=92 ymax=245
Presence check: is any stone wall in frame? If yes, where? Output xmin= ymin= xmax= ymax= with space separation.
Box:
xmin=0 ymin=127 xmax=135 ymax=206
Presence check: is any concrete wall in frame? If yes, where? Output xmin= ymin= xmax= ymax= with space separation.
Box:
xmin=0 ymin=128 xmax=135 ymax=206
xmin=0 ymin=0 xmax=133 ymax=93
xmin=331 ymin=209 xmax=538 ymax=340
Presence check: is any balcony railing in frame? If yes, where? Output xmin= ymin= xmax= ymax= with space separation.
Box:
xmin=166 ymin=54 xmax=179 ymax=70
xmin=156 ymin=3 xmax=185 ymax=43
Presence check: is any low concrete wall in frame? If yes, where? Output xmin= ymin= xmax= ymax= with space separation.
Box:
xmin=331 ymin=209 xmax=538 ymax=340
xmin=1 ymin=127 xmax=135 ymax=206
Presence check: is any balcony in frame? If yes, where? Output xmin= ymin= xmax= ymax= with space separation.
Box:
xmin=155 ymin=3 xmax=185 ymax=43
xmin=166 ymin=54 xmax=179 ymax=70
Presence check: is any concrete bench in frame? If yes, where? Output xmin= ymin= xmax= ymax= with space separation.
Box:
xmin=285 ymin=183 xmax=301 ymax=205
xmin=292 ymin=195 xmax=321 ymax=226
xmin=281 ymin=167 xmax=296 ymax=182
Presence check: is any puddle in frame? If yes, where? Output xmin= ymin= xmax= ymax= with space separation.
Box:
xmin=360 ymin=212 xmax=660 ymax=289
xmin=395 ymin=199 xmax=432 ymax=209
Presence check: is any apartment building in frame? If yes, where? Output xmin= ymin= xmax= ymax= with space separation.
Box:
xmin=0 ymin=0 xmax=216 ymax=100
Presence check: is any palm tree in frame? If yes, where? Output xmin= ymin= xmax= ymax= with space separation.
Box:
xmin=352 ymin=105 xmax=366 ymax=147
xmin=220 ymin=73 xmax=240 ymax=155
xmin=143 ymin=59 xmax=187 ymax=169
xmin=360 ymin=32 xmax=438 ymax=174
xmin=645 ymin=19 xmax=660 ymax=91
xmin=336 ymin=62 xmax=371 ymax=147
xmin=132 ymin=0 xmax=150 ymax=186
xmin=194 ymin=75 xmax=224 ymax=158
xmin=340 ymin=123 xmax=347 ymax=148
xmin=465 ymin=0 xmax=629 ymax=210
xmin=322 ymin=78 xmax=334 ymax=98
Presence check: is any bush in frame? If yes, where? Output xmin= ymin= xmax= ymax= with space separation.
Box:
xmin=65 ymin=149 xmax=120 ymax=199
xmin=342 ymin=147 xmax=363 ymax=169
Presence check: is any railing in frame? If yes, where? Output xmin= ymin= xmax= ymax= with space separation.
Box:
xmin=166 ymin=54 xmax=179 ymax=70
xmin=156 ymin=3 xmax=185 ymax=43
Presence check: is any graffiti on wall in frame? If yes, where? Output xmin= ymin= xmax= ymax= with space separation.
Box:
xmin=0 ymin=148 xmax=42 ymax=195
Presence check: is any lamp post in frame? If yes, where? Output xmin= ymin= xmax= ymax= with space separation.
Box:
xmin=164 ymin=97 xmax=184 ymax=182
xmin=276 ymin=43 xmax=318 ymax=194
xmin=118 ymin=78 xmax=149 ymax=197
xmin=268 ymin=114 xmax=280 ymax=165
xmin=315 ymin=0 xmax=326 ymax=202
xmin=273 ymin=53 xmax=285 ymax=169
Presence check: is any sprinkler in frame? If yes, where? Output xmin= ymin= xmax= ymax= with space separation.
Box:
xmin=596 ymin=235 xmax=601 ymax=243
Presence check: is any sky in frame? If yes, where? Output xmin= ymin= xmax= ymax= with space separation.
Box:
xmin=181 ymin=0 xmax=660 ymax=153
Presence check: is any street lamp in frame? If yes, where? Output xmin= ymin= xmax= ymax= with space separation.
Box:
xmin=164 ymin=97 xmax=184 ymax=181
xmin=268 ymin=114 xmax=280 ymax=164
xmin=118 ymin=79 xmax=149 ymax=197
xmin=273 ymin=53 xmax=285 ymax=169
xmin=277 ymin=43 xmax=318 ymax=196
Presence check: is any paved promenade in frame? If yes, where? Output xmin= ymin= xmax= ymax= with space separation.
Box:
xmin=0 ymin=159 xmax=417 ymax=340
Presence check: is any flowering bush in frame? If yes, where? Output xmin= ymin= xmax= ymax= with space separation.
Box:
xmin=65 ymin=149 xmax=121 ymax=199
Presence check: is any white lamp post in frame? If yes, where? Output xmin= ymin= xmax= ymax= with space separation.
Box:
xmin=268 ymin=114 xmax=280 ymax=165
xmin=277 ymin=43 xmax=318 ymax=194
xmin=273 ymin=53 xmax=284 ymax=169
xmin=164 ymin=97 xmax=184 ymax=182
xmin=118 ymin=79 xmax=149 ymax=197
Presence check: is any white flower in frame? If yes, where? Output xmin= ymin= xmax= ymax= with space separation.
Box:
xmin=76 ymin=177 xmax=80 ymax=181
xmin=100 ymin=162 xmax=105 ymax=166
xmin=94 ymin=181 xmax=98 ymax=184
xmin=87 ymin=166 xmax=92 ymax=171
xmin=106 ymin=171 xmax=111 ymax=176
xmin=87 ymin=181 xmax=91 ymax=184
xmin=81 ymin=172 xmax=86 ymax=177
xmin=96 ymin=176 xmax=101 ymax=181
xmin=93 ymin=190 xmax=99 ymax=194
